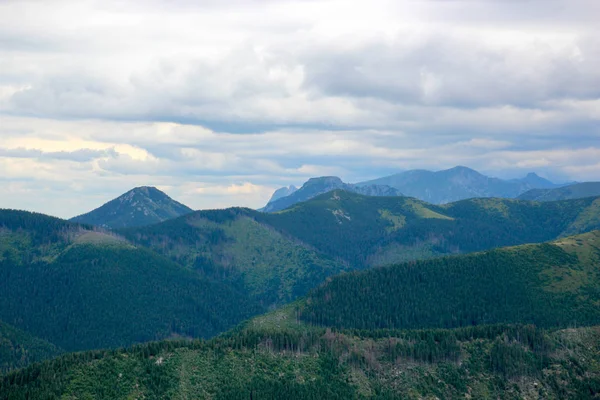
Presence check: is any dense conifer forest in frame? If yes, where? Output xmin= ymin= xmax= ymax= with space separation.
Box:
xmin=0 ymin=210 xmax=260 ymax=353
xmin=0 ymin=321 xmax=62 ymax=374
xmin=299 ymin=231 xmax=600 ymax=330
xmin=2 ymin=315 xmax=599 ymax=399
xmin=2 ymin=196 xmax=600 ymax=398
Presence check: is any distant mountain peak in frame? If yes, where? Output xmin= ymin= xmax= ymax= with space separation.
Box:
xmin=263 ymin=166 xmax=566 ymax=211
xmin=443 ymin=166 xmax=484 ymax=177
xmin=356 ymin=166 xmax=562 ymax=204
xmin=70 ymin=187 xmax=193 ymax=229
xmin=261 ymin=176 xmax=400 ymax=213
xmin=304 ymin=176 xmax=344 ymax=186
xmin=448 ymin=165 xmax=477 ymax=172
xmin=514 ymin=172 xmax=557 ymax=189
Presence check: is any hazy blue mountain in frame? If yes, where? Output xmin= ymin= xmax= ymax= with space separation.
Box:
xmin=70 ymin=186 xmax=193 ymax=229
xmin=356 ymin=166 xmax=560 ymax=204
xmin=267 ymin=185 xmax=298 ymax=203
xmin=518 ymin=182 xmax=600 ymax=201
xmin=509 ymin=172 xmax=558 ymax=188
xmin=261 ymin=176 xmax=400 ymax=212
xmin=258 ymin=185 xmax=298 ymax=211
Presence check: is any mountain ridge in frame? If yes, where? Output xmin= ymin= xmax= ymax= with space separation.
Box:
xmin=262 ymin=176 xmax=401 ymax=212
xmin=518 ymin=181 xmax=600 ymax=202
xmin=262 ymin=166 xmax=566 ymax=212
xmin=356 ymin=166 xmax=562 ymax=204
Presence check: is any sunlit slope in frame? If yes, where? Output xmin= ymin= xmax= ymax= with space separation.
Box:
xmin=121 ymin=209 xmax=350 ymax=308
xmin=254 ymin=190 xmax=600 ymax=267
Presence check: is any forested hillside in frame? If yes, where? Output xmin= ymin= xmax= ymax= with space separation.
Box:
xmin=0 ymin=210 xmax=259 ymax=352
xmin=2 ymin=314 xmax=599 ymax=399
xmin=254 ymin=190 xmax=600 ymax=267
xmin=122 ymin=191 xmax=600 ymax=279
xmin=4 ymin=192 xmax=600 ymax=356
xmin=3 ymin=230 xmax=600 ymax=398
xmin=0 ymin=321 xmax=62 ymax=373
xmin=118 ymin=192 xmax=600 ymax=312
xmin=518 ymin=182 xmax=600 ymax=202
xmin=120 ymin=209 xmax=349 ymax=308
xmin=299 ymin=231 xmax=600 ymax=331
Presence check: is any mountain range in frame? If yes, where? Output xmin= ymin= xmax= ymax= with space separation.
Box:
xmin=64 ymin=167 xmax=589 ymax=230
xmin=262 ymin=166 xmax=567 ymax=212
xmin=2 ymin=175 xmax=600 ymax=398
xmin=261 ymin=176 xmax=400 ymax=212
xmin=2 ymin=190 xmax=600 ymax=360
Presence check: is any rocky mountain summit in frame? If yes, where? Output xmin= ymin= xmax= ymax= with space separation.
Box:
xmin=262 ymin=176 xmax=401 ymax=212
xmin=70 ymin=186 xmax=193 ymax=229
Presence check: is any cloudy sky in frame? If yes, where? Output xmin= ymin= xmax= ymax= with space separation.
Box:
xmin=1 ymin=0 xmax=599 ymax=218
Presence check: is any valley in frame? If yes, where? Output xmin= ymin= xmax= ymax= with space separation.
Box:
xmin=2 ymin=230 xmax=600 ymax=398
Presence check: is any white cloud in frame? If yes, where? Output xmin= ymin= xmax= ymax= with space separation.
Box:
xmin=0 ymin=0 xmax=598 ymax=216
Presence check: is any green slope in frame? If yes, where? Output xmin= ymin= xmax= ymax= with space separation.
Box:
xmin=118 ymin=191 xmax=600 ymax=314
xmin=0 ymin=321 xmax=62 ymax=374
xmin=120 ymin=209 xmax=349 ymax=308
xmin=518 ymin=182 xmax=600 ymax=202
xmin=2 ymin=317 xmax=599 ymax=399
xmin=0 ymin=209 xmax=260 ymax=352
xmin=4 ymin=233 xmax=600 ymax=398
xmin=254 ymin=190 xmax=600 ymax=267
xmin=299 ymin=231 xmax=600 ymax=331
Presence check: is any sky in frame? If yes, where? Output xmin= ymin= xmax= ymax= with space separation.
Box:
xmin=0 ymin=0 xmax=599 ymax=218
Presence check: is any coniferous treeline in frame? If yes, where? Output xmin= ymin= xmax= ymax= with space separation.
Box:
xmin=0 ymin=209 xmax=86 ymax=245
xmin=0 ymin=243 xmax=261 ymax=352
xmin=299 ymin=240 xmax=600 ymax=331
xmin=2 ymin=323 xmax=599 ymax=399
xmin=0 ymin=321 xmax=62 ymax=374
